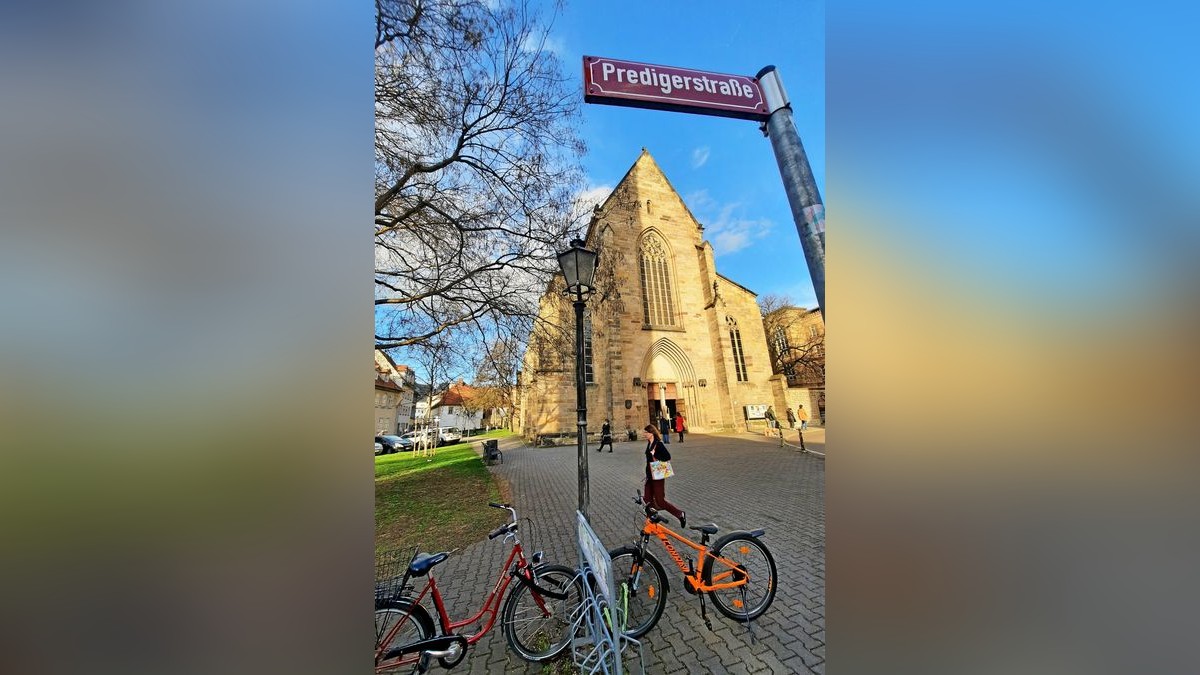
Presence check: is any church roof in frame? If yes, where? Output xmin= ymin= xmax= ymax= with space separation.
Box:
xmin=717 ymin=273 xmax=758 ymax=297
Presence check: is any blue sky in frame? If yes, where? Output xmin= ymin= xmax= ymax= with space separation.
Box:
xmin=546 ymin=0 xmax=825 ymax=308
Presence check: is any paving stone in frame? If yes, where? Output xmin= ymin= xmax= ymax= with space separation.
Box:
xmin=396 ymin=432 xmax=824 ymax=674
xmin=781 ymin=654 xmax=817 ymax=674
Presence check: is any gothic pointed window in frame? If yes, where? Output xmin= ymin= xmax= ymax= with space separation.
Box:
xmin=728 ymin=316 xmax=748 ymax=382
xmin=639 ymin=234 xmax=676 ymax=327
xmin=584 ymin=313 xmax=594 ymax=384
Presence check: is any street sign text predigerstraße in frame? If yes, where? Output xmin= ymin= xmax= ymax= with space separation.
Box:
xmin=583 ymin=55 xmax=769 ymax=121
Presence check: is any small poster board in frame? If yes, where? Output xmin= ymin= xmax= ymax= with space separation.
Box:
xmin=576 ymin=511 xmax=614 ymax=607
xmin=744 ymin=404 xmax=769 ymax=420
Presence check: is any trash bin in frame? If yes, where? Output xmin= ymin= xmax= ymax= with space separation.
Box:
xmin=482 ymin=439 xmax=502 ymax=464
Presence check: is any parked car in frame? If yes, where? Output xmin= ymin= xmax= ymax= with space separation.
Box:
xmin=375 ymin=435 xmax=405 ymax=454
xmin=438 ymin=427 xmax=462 ymax=445
xmin=400 ymin=429 xmax=435 ymax=449
xmin=374 ymin=440 xmax=384 ymax=455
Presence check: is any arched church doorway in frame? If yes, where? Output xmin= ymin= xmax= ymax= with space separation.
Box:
xmin=644 ymin=382 xmax=681 ymax=425
xmin=640 ymin=338 xmax=701 ymax=431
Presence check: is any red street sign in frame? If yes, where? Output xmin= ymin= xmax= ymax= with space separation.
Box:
xmin=583 ymin=56 xmax=769 ymax=121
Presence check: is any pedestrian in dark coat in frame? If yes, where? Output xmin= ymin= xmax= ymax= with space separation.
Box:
xmin=642 ymin=424 xmax=685 ymax=528
xmin=597 ymin=419 xmax=614 ymax=452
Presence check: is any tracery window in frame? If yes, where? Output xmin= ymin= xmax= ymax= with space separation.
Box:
xmin=728 ymin=316 xmax=748 ymax=382
xmin=638 ymin=234 xmax=675 ymax=327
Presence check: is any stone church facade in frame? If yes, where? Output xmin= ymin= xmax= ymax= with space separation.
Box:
xmin=519 ymin=150 xmax=788 ymax=440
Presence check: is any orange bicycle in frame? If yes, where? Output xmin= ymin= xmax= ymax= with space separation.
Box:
xmin=608 ymin=493 xmax=777 ymax=638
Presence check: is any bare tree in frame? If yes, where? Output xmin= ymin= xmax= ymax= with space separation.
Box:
xmin=400 ymin=332 xmax=466 ymax=456
xmin=375 ymin=0 xmax=586 ymax=350
xmin=465 ymin=329 xmax=525 ymax=429
xmin=759 ymin=294 xmax=825 ymax=387
xmin=376 ymin=0 xmax=477 ymax=51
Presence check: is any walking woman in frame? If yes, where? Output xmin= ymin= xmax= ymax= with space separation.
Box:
xmin=642 ymin=424 xmax=685 ymax=528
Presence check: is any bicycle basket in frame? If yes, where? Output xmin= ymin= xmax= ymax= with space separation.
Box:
xmin=375 ymin=546 xmax=419 ymax=604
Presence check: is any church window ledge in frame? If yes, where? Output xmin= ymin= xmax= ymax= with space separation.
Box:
xmin=641 ymin=323 xmax=685 ymax=332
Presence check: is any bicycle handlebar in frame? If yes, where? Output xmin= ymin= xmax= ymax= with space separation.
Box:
xmin=484 ymin=502 xmax=518 ymax=538
xmin=488 ymin=522 xmax=517 ymax=540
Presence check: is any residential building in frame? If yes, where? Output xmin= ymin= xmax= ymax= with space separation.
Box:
xmin=374 ymin=350 xmax=415 ymax=434
xmin=414 ymin=380 xmax=485 ymax=431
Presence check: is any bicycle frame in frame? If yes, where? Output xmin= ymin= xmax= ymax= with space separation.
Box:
xmin=374 ymin=539 xmax=551 ymax=669
xmin=638 ymin=518 xmax=747 ymax=593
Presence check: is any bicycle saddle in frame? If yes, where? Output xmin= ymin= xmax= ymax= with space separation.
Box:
xmin=689 ymin=523 xmax=719 ymax=535
xmin=408 ymin=552 xmax=450 ymax=577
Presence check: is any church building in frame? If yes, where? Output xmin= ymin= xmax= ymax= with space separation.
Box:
xmin=519 ymin=149 xmax=794 ymax=440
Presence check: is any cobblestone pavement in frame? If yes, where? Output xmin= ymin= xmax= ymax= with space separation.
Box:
xmin=407 ymin=432 xmax=824 ymax=674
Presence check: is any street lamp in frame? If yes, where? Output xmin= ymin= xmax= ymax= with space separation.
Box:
xmin=557 ymin=238 xmax=599 ymax=519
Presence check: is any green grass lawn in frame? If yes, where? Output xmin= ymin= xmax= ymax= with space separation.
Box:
xmin=469 ymin=428 xmax=514 ymax=440
xmin=375 ymin=432 xmax=514 ymax=559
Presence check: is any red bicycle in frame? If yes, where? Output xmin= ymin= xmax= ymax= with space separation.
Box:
xmin=374 ymin=503 xmax=581 ymax=673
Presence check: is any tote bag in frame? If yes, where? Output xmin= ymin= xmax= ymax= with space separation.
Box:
xmin=649 ymin=460 xmax=674 ymax=480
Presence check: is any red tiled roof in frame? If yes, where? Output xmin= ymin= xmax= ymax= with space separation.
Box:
xmin=375 ymin=375 xmax=402 ymax=392
xmin=439 ymin=382 xmax=477 ymax=406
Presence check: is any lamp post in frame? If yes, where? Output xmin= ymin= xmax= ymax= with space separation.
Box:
xmin=557 ymin=238 xmax=600 ymax=520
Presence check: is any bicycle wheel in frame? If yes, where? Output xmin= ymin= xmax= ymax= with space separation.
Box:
xmin=501 ymin=564 xmax=583 ymax=663
xmin=375 ymin=598 xmax=435 ymax=673
xmin=608 ymin=545 xmax=669 ymax=638
xmin=702 ymin=533 xmax=777 ymax=621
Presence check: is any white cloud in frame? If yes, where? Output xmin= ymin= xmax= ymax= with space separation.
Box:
xmin=691 ymin=146 xmax=711 ymax=168
xmin=520 ymin=33 xmax=565 ymax=56
xmin=543 ymin=36 xmax=566 ymax=56
xmin=685 ymin=189 xmax=716 ymax=211
xmin=570 ymin=184 xmax=614 ymax=224
xmin=684 ymin=192 xmax=774 ymax=256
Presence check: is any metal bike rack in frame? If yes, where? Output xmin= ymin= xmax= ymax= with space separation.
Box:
xmin=572 ymin=512 xmax=646 ymax=675
xmin=567 ymin=565 xmax=645 ymax=675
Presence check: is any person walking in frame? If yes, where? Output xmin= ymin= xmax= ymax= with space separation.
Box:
xmin=673 ymin=412 xmax=686 ymax=442
xmin=765 ymin=406 xmax=778 ymax=436
xmin=786 ymin=407 xmax=797 ymax=430
xmin=598 ymin=419 xmax=614 ymax=453
xmin=658 ymin=411 xmax=671 ymax=444
xmin=642 ymin=424 xmax=685 ymax=528
xmin=797 ymin=404 xmax=809 ymax=431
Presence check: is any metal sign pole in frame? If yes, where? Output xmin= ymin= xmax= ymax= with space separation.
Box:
xmin=757 ymin=66 xmax=825 ymax=317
